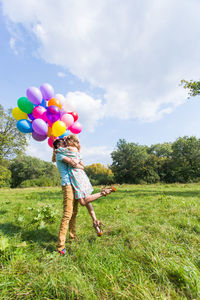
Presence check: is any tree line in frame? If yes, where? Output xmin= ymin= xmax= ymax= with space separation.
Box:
xmin=110 ymin=137 xmax=200 ymax=184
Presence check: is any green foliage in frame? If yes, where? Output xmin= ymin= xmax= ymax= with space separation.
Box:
xmin=0 ymin=104 xmax=29 ymax=160
xmin=180 ymin=79 xmax=200 ymax=97
xmin=85 ymin=163 xmax=114 ymax=185
xmin=170 ymin=136 xmax=200 ymax=182
xmin=111 ymin=137 xmax=200 ymax=184
xmin=111 ymin=139 xmax=148 ymax=183
xmin=0 ymin=165 xmax=11 ymax=187
xmin=32 ymin=204 xmax=58 ymax=228
xmin=9 ymin=155 xmax=60 ymax=187
xmin=0 ymin=184 xmax=200 ymax=299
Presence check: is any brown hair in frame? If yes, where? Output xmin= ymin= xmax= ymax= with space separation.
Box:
xmin=65 ymin=134 xmax=80 ymax=151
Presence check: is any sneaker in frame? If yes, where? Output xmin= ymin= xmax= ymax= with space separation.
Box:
xmin=57 ymin=248 xmax=66 ymax=256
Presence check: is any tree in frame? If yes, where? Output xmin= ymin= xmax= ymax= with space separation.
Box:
xmin=180 ymin=79 xmax=200 ymax=97
xmin=85 ymin=163 xmax=114 ymax=185
xmin=0 ymin=105 xmax=29 ymax=161
xmin=9 ymin=155 xmax=60 ymax=187
xmin=111 ymin=139 xmax=148 ymax=183
xmin=147 ymin=143 xmax=172 ymax=158
xmin=170 ymin=136 xmax=200 ymax=182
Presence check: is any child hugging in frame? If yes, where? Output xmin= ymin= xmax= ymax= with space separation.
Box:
xmin=54 ymin=134 xmax=116 ymax=236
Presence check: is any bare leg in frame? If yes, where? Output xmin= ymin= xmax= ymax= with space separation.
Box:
xmin=85 ymin=203 xmax=103 ymax=236
xmin=85 ymin=203 xmax=97 ymax=223
xmin=78 ymin=188 xmax=113 ymax=206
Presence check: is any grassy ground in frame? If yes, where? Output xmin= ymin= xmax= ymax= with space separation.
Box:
xmin=0 ymin=183 xmax=200 ymax=299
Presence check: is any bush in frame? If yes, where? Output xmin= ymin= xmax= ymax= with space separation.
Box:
xmin=20 ymin=176 xmax=60 ymax=188
xmin=0 ymin=165 xmax=11 ymax=187
xmin=85 ymin=163 xmax=114 ymax=185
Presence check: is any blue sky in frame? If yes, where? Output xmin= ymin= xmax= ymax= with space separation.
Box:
xmin=1 ymin=0 xmax=200 ymax=165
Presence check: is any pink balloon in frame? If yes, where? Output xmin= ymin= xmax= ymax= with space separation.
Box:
xmin=48 ymin=136 xmax=57 ymax=148
xmin=32 ymin=106 xmax=46 ymax=120
xmin=61 ymin=113 xmax=74 ymax=128
xmin=69 ymin=122 xmax=82 ymax=134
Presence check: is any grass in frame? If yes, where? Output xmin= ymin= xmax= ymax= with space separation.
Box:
xmin=0 ymin=183 xmax=200 ymax=299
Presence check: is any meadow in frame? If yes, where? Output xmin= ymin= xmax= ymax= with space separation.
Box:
xmin=0 ymin=183 xmax=200 ymax=299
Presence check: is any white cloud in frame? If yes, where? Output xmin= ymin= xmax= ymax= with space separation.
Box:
xmin=9 ymin=37 xmax=18 ymax=54
xmin=2 ymin=0 xmax=200 ymax=127
xmin=63 ymin=91 xmax=104 ymax=132
xmin=57 ymin=71 xmax=66 ymax=78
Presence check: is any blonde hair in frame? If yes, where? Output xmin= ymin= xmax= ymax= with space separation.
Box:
xmin=65 ymin=134 xmax=80 ymax=151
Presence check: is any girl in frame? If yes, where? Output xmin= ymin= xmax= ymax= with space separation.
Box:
xmin=55 ymin=134 xmax=116 ymax=236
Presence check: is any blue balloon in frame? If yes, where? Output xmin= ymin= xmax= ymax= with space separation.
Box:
xmin=59 ymin=130 xmax=69 ymax=138
xmin=17 ymin=119 xmax=33 ymax=133
xmin=40 ymin=99 xmax=47 ymax=108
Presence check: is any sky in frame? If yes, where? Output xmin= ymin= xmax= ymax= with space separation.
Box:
xmin=1 ymin=0 xmax=200 ymax=165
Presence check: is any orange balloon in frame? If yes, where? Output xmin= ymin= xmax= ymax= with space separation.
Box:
xmin=47 ymin=126 xmax=52 ymax=137
xmin=48 ymin=97 xmax=62 ymax=109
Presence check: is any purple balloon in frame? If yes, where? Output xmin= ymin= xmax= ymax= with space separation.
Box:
xmin=28 ymin=113 xmax=35 ymax=121
xmin=32 ymin=119 xmax=48 ymax=136
xmin=46 ymin=105 xmax=61 ymax=123
xmin=32 ymin=131 xmax=47 ymax=141
xmin=40 ymin=83 xmax=54 ymax=101
xmin=26 ymin=86 xmax=43 ymax=105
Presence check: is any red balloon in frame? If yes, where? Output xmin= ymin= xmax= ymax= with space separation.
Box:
xmin=68 ymin=111 xmax=78 ymax=122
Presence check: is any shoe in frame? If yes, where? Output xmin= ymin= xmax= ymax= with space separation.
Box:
xmin=101 ymin=186 xmax=117 ymax=196
xmin=57 ymin=248 xmax=66 ymax=256
xmin=93 ymin=221 xmax=103 ymax=237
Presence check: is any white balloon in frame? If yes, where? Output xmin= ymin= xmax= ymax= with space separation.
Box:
xmin=55 ymin=93 xmax=65 ymax=106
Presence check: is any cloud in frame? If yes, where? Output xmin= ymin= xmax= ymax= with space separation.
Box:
xmin=2 ymin=0 xmax=200 ymax=126
xmin=9 ymin=37 xmax=18 ymax=54
xmin=57 ymin=71 xmax=66 ymax=78
xmin=63 ymin=91 xmax=104 ymax=132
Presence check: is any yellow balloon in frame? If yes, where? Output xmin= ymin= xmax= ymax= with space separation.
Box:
xmin=12 ymin=107 xmax=28 ymax=120
xmin=52 ymin=121 xmax=66 ymax=137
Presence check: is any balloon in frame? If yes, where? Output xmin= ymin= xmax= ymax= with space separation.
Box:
xmin=55 ymin=93 xmax=65 ymax=106
xmin=40 ymin=99 xmax=47 ymax=108
xmin=12 ymin=107 xmax=28 ymax=120
xmin=59 ymin=130 xmax=69 ymax=138
xmin=32 ymin=132 xmax=47 ymax=141
xmin=40 ymin=83 xmax=54 ymax=101
xmin=32 ymin=119 xmax=48 ymax=136
xmin=32 ymin=106 xmax=47 ymax=120
xmin=61 ymin=113 xmax=74 ymax=128
xmin=28 ymin=113 xmax=35 ymax=120
xmin=48 ymin=136 xmax=57 ymax=148
xmin=68 ymin=111 xmax=78 ymax=122
xmin=69 ymin=122 xmax=82 ymax=134
xmin=26 ymin=86 xmax=43 ymax=105
xmin=48 ymin=98 xmax=62 ymax=110
xmin=16 ymin=119 xmax=33 ymax=133
xmin=47 ymin=126 xmax=52 ymax=137
xmin=17 ymin=97 xmax=34 ymax=114
xmin=46 ymin=105 xmax=60 ymax=123
xmin=52 ymin=120 xmax=66 ymax=137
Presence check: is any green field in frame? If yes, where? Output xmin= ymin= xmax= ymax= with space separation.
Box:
xmin=0 ymin=184 xmax=200 ymax=299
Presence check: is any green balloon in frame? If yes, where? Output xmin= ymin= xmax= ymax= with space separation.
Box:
xmin=17 ymin=97 xmax=34 ymax=114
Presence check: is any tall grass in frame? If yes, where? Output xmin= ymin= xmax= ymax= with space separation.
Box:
xmin=0 ymin=184 xmax=200 ymax=299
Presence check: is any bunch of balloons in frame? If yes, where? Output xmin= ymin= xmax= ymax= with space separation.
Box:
xmin=12 ymin=83 xmax=82 ymax=147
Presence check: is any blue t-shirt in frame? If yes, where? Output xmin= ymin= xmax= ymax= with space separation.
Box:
xmin=56 ymin=152 xmax=71 ymax=186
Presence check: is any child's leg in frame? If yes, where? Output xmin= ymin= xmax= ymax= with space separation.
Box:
xmin=78 ymin=188 xmax=114 ymax=206
xmin=85 ymin=203 xmax=103 ymax=236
